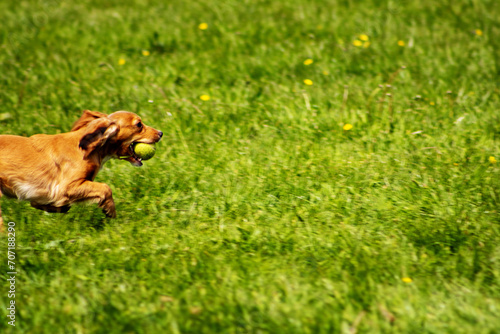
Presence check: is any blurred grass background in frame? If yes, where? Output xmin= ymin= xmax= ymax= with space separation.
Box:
xmin=1 ymin=0 xmax=500 ymax=333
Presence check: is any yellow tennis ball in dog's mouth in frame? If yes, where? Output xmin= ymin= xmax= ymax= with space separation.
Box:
xmin=133 ymin=143 xmax=156 ymax=160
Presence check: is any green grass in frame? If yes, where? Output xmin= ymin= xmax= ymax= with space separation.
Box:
xmin=1 ymin=0 xmax=500 ymax=332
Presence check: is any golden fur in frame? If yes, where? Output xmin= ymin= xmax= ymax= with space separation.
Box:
xmin=0 ymin=110 xmax=162 ymax=229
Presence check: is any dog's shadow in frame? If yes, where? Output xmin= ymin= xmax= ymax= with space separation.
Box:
xmin=67 ymin=207 xmax=111 ymax=231
xmin=86 ymin=216 xmax=108 ymax=231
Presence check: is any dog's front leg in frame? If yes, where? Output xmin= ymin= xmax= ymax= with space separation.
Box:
xmin=67 ymin=181 xmax=117 ymax=218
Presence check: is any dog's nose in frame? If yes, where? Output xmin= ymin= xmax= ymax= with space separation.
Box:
xmin=158 ymin=131 xmax=163 ymax=139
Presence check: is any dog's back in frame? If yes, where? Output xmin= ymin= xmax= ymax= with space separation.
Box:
xmin=0 ymin=133 xmax=81 ymax=202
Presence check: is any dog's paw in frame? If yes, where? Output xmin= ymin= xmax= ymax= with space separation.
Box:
xmin=102 ymin=202 xmax=117 ymax=219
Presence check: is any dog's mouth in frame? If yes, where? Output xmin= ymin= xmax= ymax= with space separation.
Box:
xmin=119 ymin=142 xmax=145 ymax=167
xmin=118 ymin=131 xmax=161 ymax=167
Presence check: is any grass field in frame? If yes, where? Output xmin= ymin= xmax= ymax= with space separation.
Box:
xmin=1 ymin=0 xmax=500 ymax=333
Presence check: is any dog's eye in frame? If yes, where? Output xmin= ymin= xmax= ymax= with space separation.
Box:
xmin=136 ymin=122 xmax=143 ymax=129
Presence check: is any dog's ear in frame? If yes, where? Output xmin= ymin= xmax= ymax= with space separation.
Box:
xmin=72 ymin=110 xmax=109 ymax=131
xmin=79 ymin=118 xmax=119 ymax=158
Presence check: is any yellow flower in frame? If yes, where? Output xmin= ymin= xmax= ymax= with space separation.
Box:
xmin=200 ymin=94 xmax=210 ymax=101
xmin=303 ymin=79 xmax=313 ymax=86
xmin=489 ymin=156 xmax=497 ymax=164
xmin=142 ymin=50 xmax=150 ymax=56
xmin=118 ymin=58 xmax=126 ymax=65
xmin=343 ymin=123 xmax=353 ymax=131
xmin=402 ymin=277 xmax=413 ymax=283
xmin=353 ymin=40 xmax=363 ymax=47
xmin=322 ymin=70 xmax=329 ymax=75
xmin=198 ymin=23 xmax=208 ymax=30
xmin=363 ymin=41 xmax=371 ymax=48
xmin=303 ymin=58 xmax=314 ymax=65
xmin=359 ymin=34 xmax=369 ymax=41
xmin=475 ymin=29 xmax=483 ymax=36
xmin=430 ymin=101 xmax=435 ymax=105
xmin=398 ymin=40 xmax=405 ymax=47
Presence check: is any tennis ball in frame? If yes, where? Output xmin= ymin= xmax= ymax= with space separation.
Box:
xmin=133 ymin=143 xmax=156 ymax=160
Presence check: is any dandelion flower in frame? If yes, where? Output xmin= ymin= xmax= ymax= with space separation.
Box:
xmin=475 ymin=29 xmax=483 ymax=36
xmin=398 ymin=40 xmax=405 ymax=47
xmin=198 ymin=23 xmax=208 ymax=30
xmin=343 ymin=123 xmax=353 ymax=131
xmin=304 ymin=79 xmax=313 ymax=86
xmin=303 ymin=58 xmax=314 ymax=65
xmin=322 ymin=70 xmax=329 ymax=75
xmin=353 ymin=40 xmax=363 ymax=47
xmin=142 ymin=50 xmax=150 ymax=56
xmin=200 ymin=94 xmax=210 ymax=101
xmin=430 ymin=101 xmax=435 ymax=105
xmin=118 ymin=58 xmax=126 ymax=65
xmin=189 ymin=306 xmax=202 ymax=315
xmin=359 ymin=34 xmax=369 ymax=41
xmin=402 ymin=277 xmax=413 ymax=283
xmin=363 ymin=41 xmax=371 ymax=48
xmin=489 ymin=156 xmax=497 ymax=164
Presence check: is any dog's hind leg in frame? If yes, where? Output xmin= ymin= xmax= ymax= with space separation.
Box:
xmin=30 ymin=202 xmax=71 ymax=213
